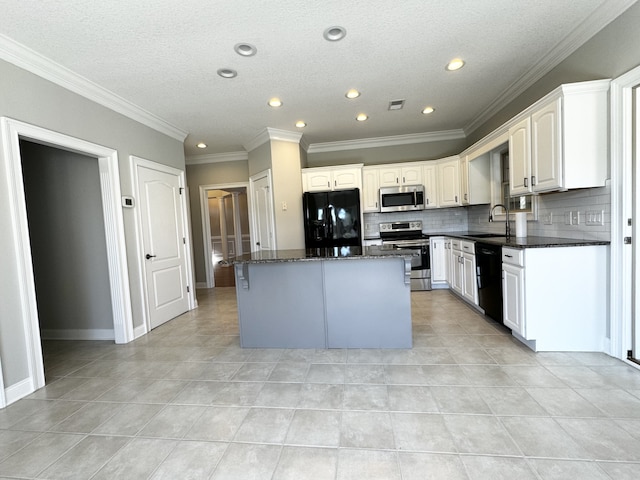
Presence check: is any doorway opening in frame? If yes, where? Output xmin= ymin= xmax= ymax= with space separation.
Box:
xmin=200 ymin=183 xmax=251 ymax=288
xmin=0 ymin=117 xmax=132 ymax=406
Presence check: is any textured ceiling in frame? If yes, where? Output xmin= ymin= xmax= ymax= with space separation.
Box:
xmin=0 ymin=0 xmax=633 ymax=156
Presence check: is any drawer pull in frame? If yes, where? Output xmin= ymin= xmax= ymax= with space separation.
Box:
xmin=505 ymin=254 xmax=513 ymax=258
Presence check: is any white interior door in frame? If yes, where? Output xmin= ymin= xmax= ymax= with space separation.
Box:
xmin=633 ymin=86 xmax=640 ymax=360
xmin=136 ymin=162 xmax=189 ymax=329
xmin=250 ymin=170 xmax=276 ymax=251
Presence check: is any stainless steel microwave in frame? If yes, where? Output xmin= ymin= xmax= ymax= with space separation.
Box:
xmin=379 ymin=185 xmax=425 ymax=212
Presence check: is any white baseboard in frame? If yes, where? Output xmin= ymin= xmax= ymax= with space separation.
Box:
xmin=40 ymin=329 xmax=115 ymax=341
xmin=4 ymin=377 xmax=34 ymax=407
xmin=133 ymin=324 xmax=147 ymax=340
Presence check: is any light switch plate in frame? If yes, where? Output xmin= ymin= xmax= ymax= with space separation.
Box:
xmin=571 ymin=211 xmax=580 ymax=225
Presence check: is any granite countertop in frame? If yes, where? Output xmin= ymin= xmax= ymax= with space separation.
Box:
xmin=437 ymin=232 xmax=610 ymax=249
xmin=231 ymin=246 xmax=418 ymax=264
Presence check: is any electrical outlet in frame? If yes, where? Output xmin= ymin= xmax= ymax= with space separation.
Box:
xmin=571 ymin=211 xmax=580 ymax=225
xmin=564 ymin=212 xmax=572 ymax=225
xmin=282 ymin=201 xmax=287 ymax=211
xmin=542 ymin=212 xmax=553 ymax=225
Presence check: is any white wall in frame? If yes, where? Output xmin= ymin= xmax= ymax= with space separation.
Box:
xmin=270 ymin=140 xmax=305 ymax=250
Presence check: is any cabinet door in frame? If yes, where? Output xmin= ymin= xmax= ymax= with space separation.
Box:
xmin=460 ymin=157 xmax=470 ymax=205
xmin=462 ymin=252 xmax=478 ymax=305
xmin=502 ymin=263 xmax=525 ymax=336
xmin=362 ymin=168 xmax=380 ymax=212
xmin=438 ymin=158 xmax=461 ymax=207
xmin=430 ymin=237 xmax=447 ymax=284
xmin=333 ymin=168 xmax=362 ymax=190
xmin=451 ymin=252 xmax=464 ymax=294
xmin=401 ymin=165 xmax=423 ymax=185
xmin=423 ymin=163 xmax=438 ymax=208
xmin=531 ymin=98 xmax=563 ymax=192
xmin=305 ymin=171 xmax=333 ymax=192
xmin=509 ymin=116 xmax=532 ymax=195
xmin=378 ymin=166 xmax=401 ymax=187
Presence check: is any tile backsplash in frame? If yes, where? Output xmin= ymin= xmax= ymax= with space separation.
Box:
xmin=365 ymin=183 xmax=611 ymax=241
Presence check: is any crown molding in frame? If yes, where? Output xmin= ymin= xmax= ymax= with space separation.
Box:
xmin=0 ymin=34 xmax=188 ymax=142
xmin=306 ymin=129 xmax=466 ymax=154
xmin=463 ymin=0 xmax=637 ymax=135
xmin=244 ymin=127 xmax=304 ymax=152
xmin=185 ymin=151 xmax=248 ymax=165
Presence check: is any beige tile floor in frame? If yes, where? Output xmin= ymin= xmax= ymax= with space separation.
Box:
xmin=1 ymin=288 xmax=640 ymax=479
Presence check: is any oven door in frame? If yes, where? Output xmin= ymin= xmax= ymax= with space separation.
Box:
xmin=383 ymin=241 xmax=431 ymax=291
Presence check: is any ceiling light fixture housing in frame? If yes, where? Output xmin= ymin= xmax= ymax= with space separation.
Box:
xmin=345 ymin=89 xmax=360 ymax=99
xmin=234 ymin=43 xmax=257 ymax=57
xmin=217 ymin=68 xmax=237 ymax=78
xmin=268 ymin=98 xmax=283 ymax=107
xmin=446 ymin=58 xmax=465 ymax=71
xmin=295 ymin=121 xmax=306 ymax=128
xmin=356 ymin=113 xmax=368 ymax=122
xmin=323 ymin=26 xmax=347 ymax=42
xmin=196 ymin=142 xmax=207 ymax=149
xmin=422 ymin=106 xmax=435 ymax=115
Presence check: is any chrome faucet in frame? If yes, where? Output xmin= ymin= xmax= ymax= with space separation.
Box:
xmin=489 ymin=202 xmax=511 ymax=238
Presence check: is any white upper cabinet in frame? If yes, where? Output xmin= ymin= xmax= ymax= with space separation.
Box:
xmin=437 ymin=156 xmax=461 ymax=207
xmin=362 ymin=166 xmax=380 ymax=212
xmin=423 ymin=162 xmax=438 ymax=208
xmin=508 ymin=79 xmax=609 ymax=195
xmin=378 ymin=164 xmax=423 ymax=187
xmin=460 ymin=154 xmax=491 ymax=206
xmin=302 ymin=165 xmax=363 ymax=192
xmin=509 ymin=116 xmax=532 ymax=195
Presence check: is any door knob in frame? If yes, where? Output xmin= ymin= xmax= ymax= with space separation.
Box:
xmin=145 ymin=254 xmax=156 ymax=259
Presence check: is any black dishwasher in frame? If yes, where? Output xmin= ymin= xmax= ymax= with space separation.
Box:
xmin=475 ymin=242 xmax=503 ymax=323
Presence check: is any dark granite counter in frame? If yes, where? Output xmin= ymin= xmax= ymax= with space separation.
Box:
xmin=442 ymin=232 xmax=610 ymax=249
xmin=231 ymin=246 xmax=417 ymax=264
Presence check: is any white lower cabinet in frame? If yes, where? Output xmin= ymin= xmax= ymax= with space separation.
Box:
xmin=429 ymin=237 xmax=448 ymax=288
xmin=501 ymin=245 xmax=608 ymax=351
xmin=502 ymin=261 xmax=525 ymax=336
xmin=462 ymin=251 xmax=477 ymax=305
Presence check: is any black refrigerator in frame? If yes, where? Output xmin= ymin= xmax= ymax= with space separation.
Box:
xmin=302 ymin=188 xmax=362 ymax=248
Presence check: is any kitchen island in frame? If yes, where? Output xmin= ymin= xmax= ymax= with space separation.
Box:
xmin=232 ymin=246 xmax=415 ymax=349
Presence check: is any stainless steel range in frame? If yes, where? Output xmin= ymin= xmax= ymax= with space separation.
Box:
xmin=379 ymin=220 xmax=431 ymax=291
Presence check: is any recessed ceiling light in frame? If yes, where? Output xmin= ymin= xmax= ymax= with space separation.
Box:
xmin=422 ymin=106 xmax=435 ymax=115
xmin=217 ymin=68 xmax=237 ymax=78
xmin=268 ymin=98 xmax=282 ymax=107
xmin=295 ymin=121 xmax=306 ymax=128
xmin=446 ymin=58 xmax=465 ymax=71
xmin=356 ymin=113 xmax=368 ymax=122
xmin=234 ymin=43 xmax=257 ymax=57
xmin=196 ymin=142 xmax=207 ymax=149
xmin=323 ymin=26 xmax=347 ymax=42
xmin=345 ymin=89 xmax=360 ymax=99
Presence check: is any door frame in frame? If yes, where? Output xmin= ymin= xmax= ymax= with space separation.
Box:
xmin=199 ymin=182 xmax=251 ymax=289
xmin=249 ymin=169 xmax=277 ymax=252
xmin=610 ymin=65 xmax=640 ymax=362
xmin=131 ymin=156 xmax=196 ymax=334
xmin=0 ymin=117 xmax=134 ymax=405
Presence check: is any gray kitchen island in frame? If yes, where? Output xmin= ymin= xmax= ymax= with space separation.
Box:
xmin=232 ymin=246 xmax=414 ymax=349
